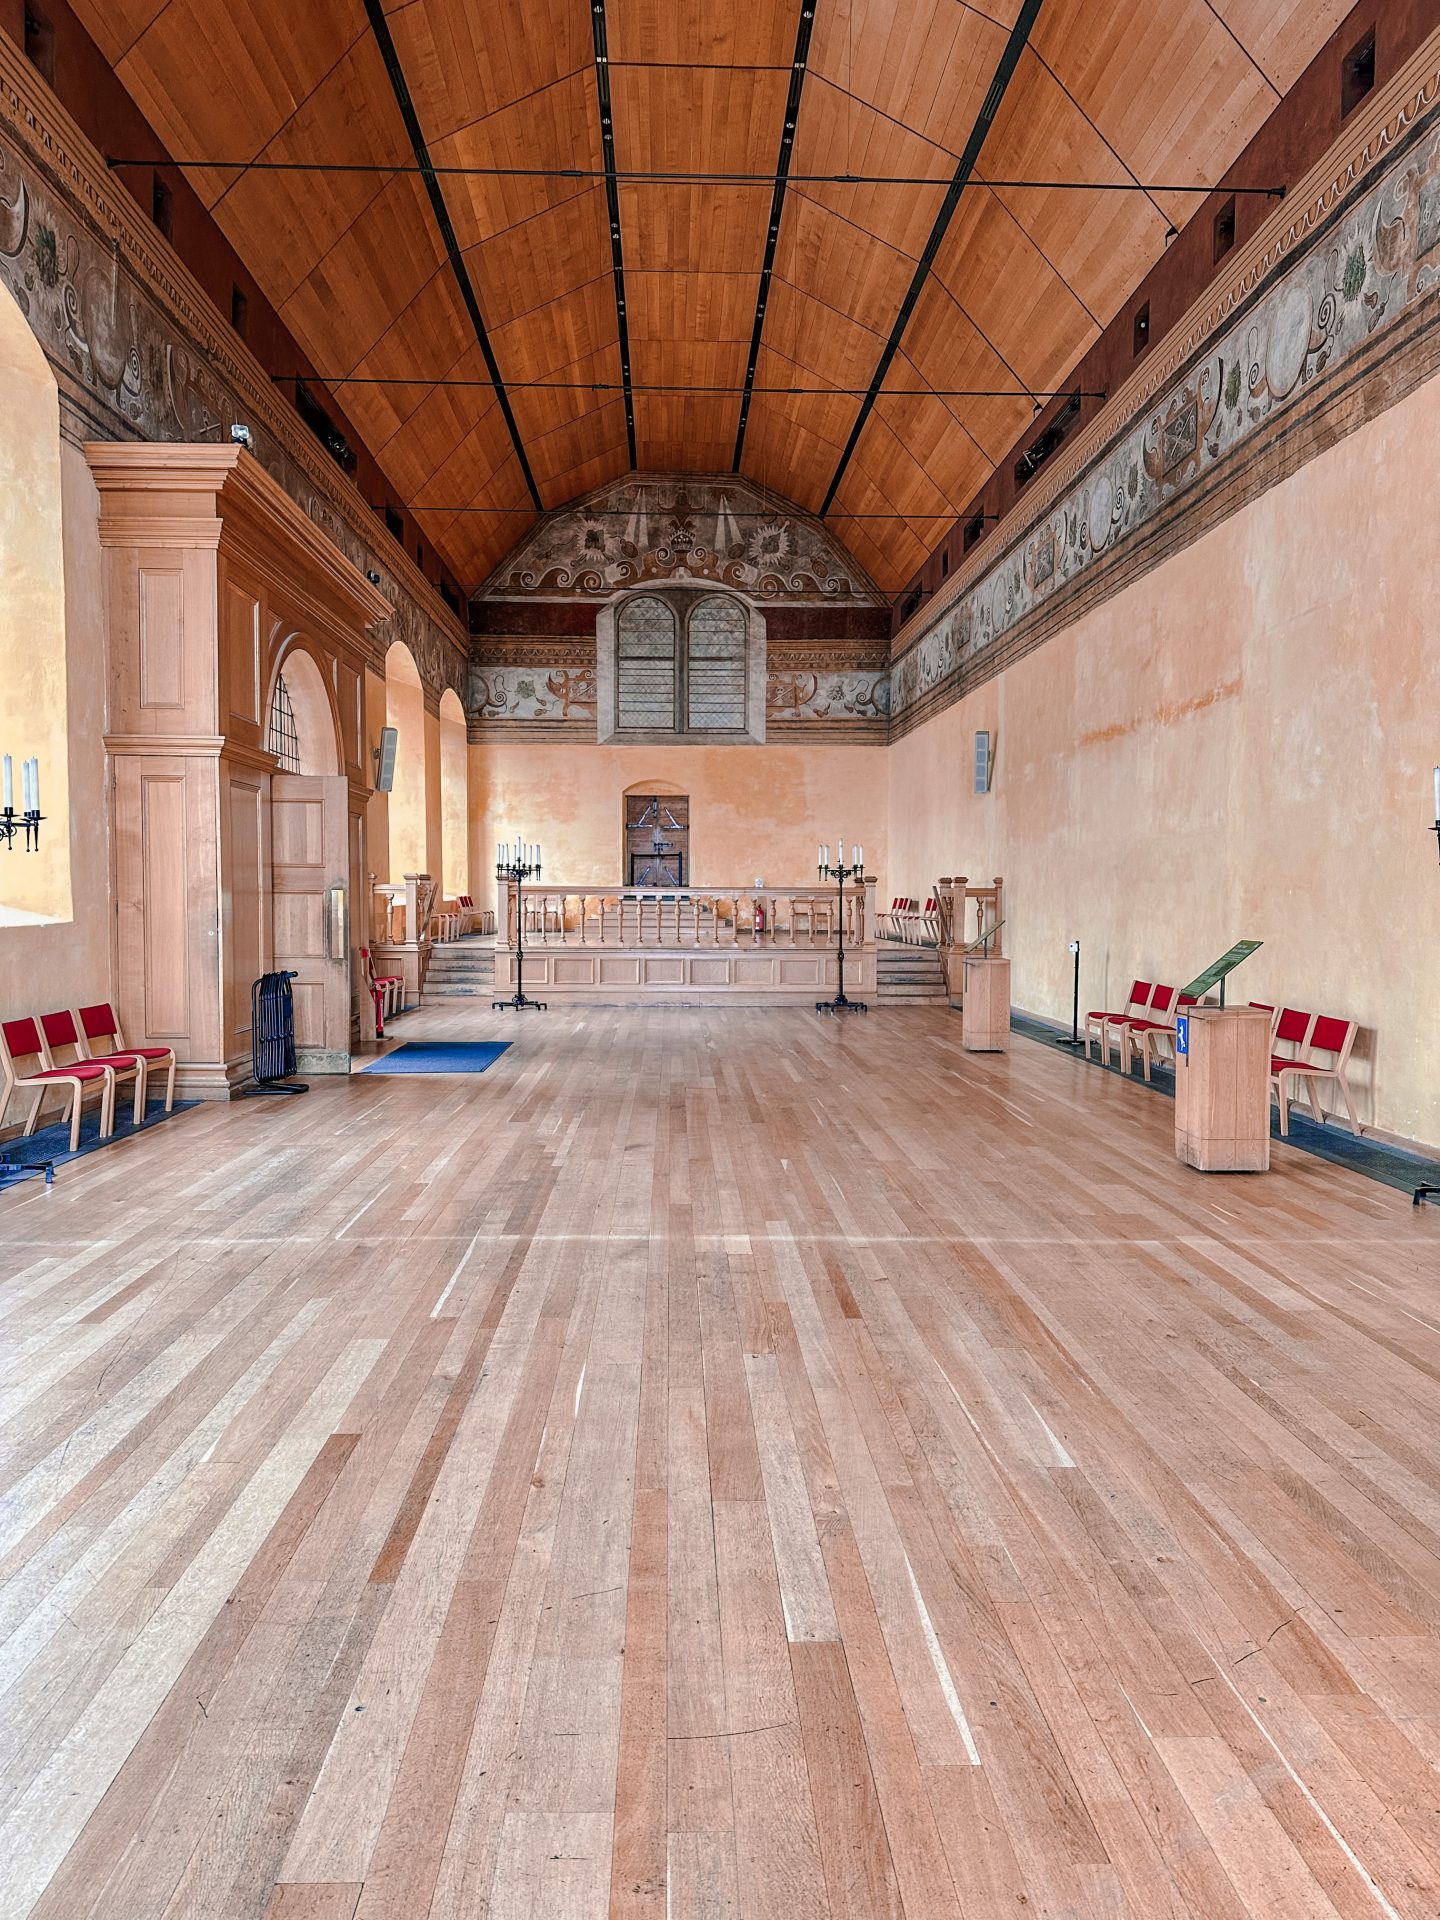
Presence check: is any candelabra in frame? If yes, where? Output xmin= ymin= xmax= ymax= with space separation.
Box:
xmin=815 ymin=843 xmax=868 ymax=1015
xmin=493 ymin=843 xmax=547 ymax=1012
xmin=0 ymin=754 xmax=43 ymax=851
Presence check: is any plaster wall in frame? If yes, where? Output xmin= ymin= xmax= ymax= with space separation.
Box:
xmin=470 ymin=742 xmax=888 ymax=911
xmin=888 ymin=374 xmax=1440 ymax=1151
xmin=384 ymin=659 xmax=427 ymax=881
xmin=0 ymin=444 xmax=111 ymax=1018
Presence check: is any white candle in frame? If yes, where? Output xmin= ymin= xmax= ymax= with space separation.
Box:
xmin=23 ymin=760 xmax=33 ymax=812
xmin=856 ymin=845 xmax=863 ymax=867
xmin=30 ymin=760 xmax=38 ymax=813
xmin=2 ymin=755 xmax=10 ymax=811
xmin=1434 ymin=765 xmax=1440 ymax=822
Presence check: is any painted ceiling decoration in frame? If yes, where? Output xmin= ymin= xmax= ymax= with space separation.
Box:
xmin=486 ymin=475 xmax=883 ymax=602
xmin=75 ymin=0 xmax=1354 ymax=589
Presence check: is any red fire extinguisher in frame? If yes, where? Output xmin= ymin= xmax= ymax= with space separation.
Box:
xmin=754 ymin=898 xmax=766 ymax=936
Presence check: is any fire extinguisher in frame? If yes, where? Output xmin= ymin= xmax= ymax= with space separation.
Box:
xmin=754 ymin=898 xmax=766 ymax=936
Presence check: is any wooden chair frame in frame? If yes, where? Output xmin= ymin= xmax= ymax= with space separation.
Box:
xmin=74 ymin=1002 xmax=178 ymax=1116
xmin=0 ymin=1016 xmax=118 ymax=1153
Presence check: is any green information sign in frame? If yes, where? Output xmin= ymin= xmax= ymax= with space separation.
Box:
xmin=1182 ymin=939 xmax=1263 ymax=1001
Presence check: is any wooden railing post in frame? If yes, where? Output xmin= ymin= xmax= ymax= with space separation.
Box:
xmin=990 ymin=875 xmax=1004 ymax=958
xmin=937 ymin=876 xmax=964 ymax=1001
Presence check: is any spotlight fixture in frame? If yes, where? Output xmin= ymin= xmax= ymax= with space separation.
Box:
xmin=228 ymin=422 xmax=254 ymax=448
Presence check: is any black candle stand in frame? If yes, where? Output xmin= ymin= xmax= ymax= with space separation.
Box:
xmin=493 ymin=856 xmax=547 ymax=1011
xmin=815 ymin=858 xmax=868 ymax=1014
xmin=0 ymin=807 xmax=44 ymax=852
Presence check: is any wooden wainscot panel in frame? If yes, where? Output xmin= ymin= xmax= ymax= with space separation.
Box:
xmin=553 ymin=956 xmax=599 ymax=985
xmin=779 ymin=956 xmax=824 ymax=986
xmin=224 ymin=582 xmax=263 ymax=732
xmin=599 ymin=957 xmax=642 ymax=985
xmin=732 ymin=956 xmax=776 ymax=985
xmin=643 ymin=958 xmax=686 ymax=985
xmin=690 ymin=957 xmax=730 ymax=986
xmin=137 ymin=567 xmax=186 ymax=712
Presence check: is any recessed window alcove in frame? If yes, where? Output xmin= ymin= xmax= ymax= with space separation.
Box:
xmin=596 ymin=587 xmax=766 ymax=745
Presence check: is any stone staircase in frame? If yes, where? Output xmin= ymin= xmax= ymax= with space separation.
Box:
xmin=875 ymin=940 xmax=950 ymax=1006
xmin=423 ymin=934 xmax=495 ymax=1000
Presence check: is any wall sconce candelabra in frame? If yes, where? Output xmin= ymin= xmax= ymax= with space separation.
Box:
xmin=1432 ymin=766 xmax=1440 ymax=865
xmin=0 ymin=755 xmax=43 ymax=852
xmin=493 ymin=838 xmax=547 ymax=1012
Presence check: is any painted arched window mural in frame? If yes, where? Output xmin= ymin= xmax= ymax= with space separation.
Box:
xmin=613 ymin=591 xmax=752 ymax=737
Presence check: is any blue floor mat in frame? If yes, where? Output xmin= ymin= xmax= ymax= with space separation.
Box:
xmin=358 ymin=1041 xmax=511 ymax=1075
xmin=0 ymin=1098 xmax=200 ymax=1181
xmin=1010 ymin=1012 xmax=1437 ymax=1198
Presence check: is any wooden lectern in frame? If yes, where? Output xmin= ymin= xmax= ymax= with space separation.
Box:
xmin=1174 ymin=1004 xmax=1270 ymax=1172
xmin=962 ymin=956 xmax=1011 ymax=1052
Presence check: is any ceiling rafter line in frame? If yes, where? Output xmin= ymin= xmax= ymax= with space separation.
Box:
xmin=1031 ymin=49 xmax=1171 ymax=233
xmin=1201 ymin=0 xmax=1281 ymax=99
xmin=589 ymin=0 xmax=637 ymax=469
xmin=359 ymin=0 xmax=542 ymax=512
xmin=104 ymin=155 xmax=1284 ymax=194
xmin=819 ymin=0 xmax=1048 ymax=518
xmin=271 ymin=373 xmax=1107 ymax=397
xmin=732 ymin=0 xmax=819 ymax=470
xmin=209 ymin=24 xmax=376 ymax=218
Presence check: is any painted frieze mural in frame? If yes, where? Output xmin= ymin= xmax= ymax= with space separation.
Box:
xmin=766 ymin=668 xmax=891 ymax=724
xmin=0 ymin=53 xmax=467 ymax=706
xmin=488 ymin=476 xmax=885 ymax=604
xmin=892 ymin=82 xmax=1440 ymax=728
xmin=471 ymin=665 xmax=598 ymax=723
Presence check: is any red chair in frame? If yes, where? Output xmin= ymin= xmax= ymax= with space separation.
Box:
xmin=75 ymin=1003 xmax=177 ymax=1115
xmin=1085 ymin=980 xmax=1152 ymax=1065
xmin=0 ymin=1016 xmax=118 ymax=1152
xmin=1127 ymin=989 xmax=1196 ymax=1081
xmin=361 ymin=948 xmax=403 ymax=1037
xmin=40 ymin=1009 xmax=145 ymax=1126
xmin=1270 ymin=1009 xmax=1360 ymax=1136
xmin=1115 ymin=984 xmax=1179 ymax=1077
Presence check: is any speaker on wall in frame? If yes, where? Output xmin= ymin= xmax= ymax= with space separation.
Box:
xmin=375 ymin=726 xmax=398 ymax=793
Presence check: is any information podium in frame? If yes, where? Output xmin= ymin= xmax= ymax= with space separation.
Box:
xmin=962 ymin=956 xmax=1011 ymax=1051
xmin=1174 ymin=1004 xmax=1271 ymax=1172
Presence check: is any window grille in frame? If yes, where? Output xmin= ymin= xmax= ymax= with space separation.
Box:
xmin=617 ymin=598 xmax=678 ymax=731
xmin=686 ymin=596 xmax=746 ymax=731
xmin=267 ymin=673 xmax=300 ymax=772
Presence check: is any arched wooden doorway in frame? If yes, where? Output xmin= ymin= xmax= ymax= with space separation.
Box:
xmin=623 ymin=788 xmax=690 ymax=886
xmin=265 ymin=640 xmax=351 ymax=1070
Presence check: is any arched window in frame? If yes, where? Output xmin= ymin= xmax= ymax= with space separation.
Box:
xmin=266 ymin=674 xmax=300 ymax=771
xmin=608 ymin=590 xmax=760 ymax=740
xmin=617 ymin=597 xmax=678 ymax=732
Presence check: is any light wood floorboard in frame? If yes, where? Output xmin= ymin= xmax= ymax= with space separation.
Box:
xmin=1 ymin=1005 xmax=1438 ymax=1919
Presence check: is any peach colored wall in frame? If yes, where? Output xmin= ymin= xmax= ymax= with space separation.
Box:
xmin=471 ymin=741 xmax=888 ymax=912
xmin=438 ymin=694 xmax=468 ymax=898
xmin=0 ymin=279 xmax=70 ymax=923
xmin=889 ymin=374 xmax=1440 ymax=1151
xmin=0 ymin=444 xmax=112 ymax=1021
xmin=384 ymin=645 xmax=427 ymax=880
xmin=424 ymin=708 xmax=443 ymax=885
xmin=363 ymin=665 xmax=389 ymax=902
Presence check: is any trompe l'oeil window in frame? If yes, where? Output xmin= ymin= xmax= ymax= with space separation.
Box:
xmin=616 ymin=592 xmax=748 ymax=735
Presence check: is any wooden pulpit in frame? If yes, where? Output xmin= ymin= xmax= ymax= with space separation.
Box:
xmin=962 ymin=956 xmax=1011 ymax=1052
xmin=1174 ymin=1004 xmax=1271 ymax=1172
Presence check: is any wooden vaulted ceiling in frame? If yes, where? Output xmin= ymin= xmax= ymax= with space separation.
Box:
xmin=77 ymin=0 xmax=1352 ymax=591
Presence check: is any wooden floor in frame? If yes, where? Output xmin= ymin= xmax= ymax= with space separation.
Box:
xmin=1 ymin=1005 xmax=1438 ymax=1920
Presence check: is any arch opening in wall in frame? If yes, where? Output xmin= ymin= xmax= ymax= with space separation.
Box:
xmin=597 ymin=587 xmax=765 ymax=745
xmin=384 ymin=640 xmax=429 ymax=880
xmin=0 ymin=271 xmax=70 ymax=925
xmin=438 ymin=687 xmax=468 ymax=899
xmin=267 ymin=641 xmax=340 ymax=777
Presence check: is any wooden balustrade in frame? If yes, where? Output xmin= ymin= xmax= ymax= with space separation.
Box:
xmin=935 ymin=875 xmax=1005 ymax=1002
xmin=369 ymin=872 xmax=435 ymax=1005
xmin=494 ymin=879 xmax=877 ymax=1004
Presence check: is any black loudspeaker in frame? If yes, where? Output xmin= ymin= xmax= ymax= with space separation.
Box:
xmin=375 ymin=725 xmax=398 ymax=793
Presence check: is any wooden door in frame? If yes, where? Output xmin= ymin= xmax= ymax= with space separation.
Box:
xmin=271 ymin=773 xmax=352 ymax=1071
xmin=625 ymin=793 xmax=689 ymax=886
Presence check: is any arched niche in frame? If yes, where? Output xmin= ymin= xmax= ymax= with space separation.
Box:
xmin=0 ymin=274 xmax=69 ymax=924
xmin=438 ymin=687 xmax=468 ymax=897
xmin=384 ymin=640 xmax=429 ymax=879
xmin=266 ymin=639 xmax=341 ymax=777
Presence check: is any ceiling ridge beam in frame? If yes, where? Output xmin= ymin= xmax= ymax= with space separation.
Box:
xmin=732 ymin=0 xmax=819 ymax=470
xmin=361 ymin=0 xmax=542 ymax=512
xmin=589 ymin=0 xmax=638 ymax=468
xmin=818 ymin=0 xmax=1046 ymax=517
